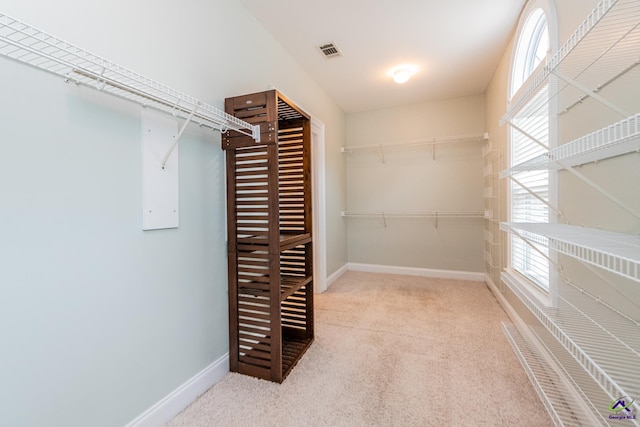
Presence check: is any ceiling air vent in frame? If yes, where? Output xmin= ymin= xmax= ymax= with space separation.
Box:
xmin=317 ymin=42 xmax=343 ymax=59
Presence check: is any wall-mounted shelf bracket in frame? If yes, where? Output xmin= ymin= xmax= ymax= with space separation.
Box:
xmin=551 ymin=70 xmax=630 ymax=118
xmin=507 ymin=122 xmax=549 ymax=151
xmin=509 ymin=176 xmax=564 ymax=219
xmin=559 ymin=159 xmax=640 ymax=221
xmin=161 ymin=104 xmax=199 ymax=169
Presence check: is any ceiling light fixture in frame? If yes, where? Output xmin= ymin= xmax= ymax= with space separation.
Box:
xmin=389 ymin=64 xmax=418 ymax=84
xmin=393 ymin=68 xmax=411 ymax=84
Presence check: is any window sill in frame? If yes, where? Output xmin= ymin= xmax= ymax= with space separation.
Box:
xmin=502 ymin=268 xmax=553 ymax=309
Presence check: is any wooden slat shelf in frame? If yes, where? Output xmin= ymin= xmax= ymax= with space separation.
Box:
xmin=235 ymin=232 xmax=311 ymax=250
xmin=236 ymin=331 xmax=313 ymax=381
xmin=280 ymin=275 xmax=312 ymax=301
xmin=282 ymin=335 xmax=313 ymax=377
xmin=237 ymin=274 xmax=312 ymax=302
xmin=279 ymin=233 xmax=311 ymax=251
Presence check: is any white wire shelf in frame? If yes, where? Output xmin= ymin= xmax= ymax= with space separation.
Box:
xmin=341 ymin=133 xmax=488 ymax=153
xmin=501 ymin=222 xmax=640 ymax=283
xmin=502 ymin=323 xmax=599 ymax=426
xmin=342 ymin=210 xmax=484 ymax=229
xmin=501 ymin=114 xmax=640 ymax=178
xmin=0 ymin=13 xmax=259 ymax=141
xmin=502 ymin=0 xmax=640 ymax=123
xmin=502 ymin=273 xmax=640 ymax=420
xmin=341 ymin=210 xmax=484 ymax=219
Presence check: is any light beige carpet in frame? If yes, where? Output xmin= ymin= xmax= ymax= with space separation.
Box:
xmin=167 ymin=271 xmax=552 ymax=427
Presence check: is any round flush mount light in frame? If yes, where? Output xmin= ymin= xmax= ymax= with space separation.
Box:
xmin=389 ymin=64 xmax=418 ymax=84
xmin=393 ymin=68 xmax=411 ymax=84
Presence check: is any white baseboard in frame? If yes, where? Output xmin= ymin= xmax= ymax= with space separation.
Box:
xmin=485 ymin=274 xmax=518 ymax=323
xmin=347 ymin=262 xmax=484 ymax=282
xmin=326 ymin=263 xmax=349 ymax=288
xmin=125 ymin=353 xmax=229 ymax=427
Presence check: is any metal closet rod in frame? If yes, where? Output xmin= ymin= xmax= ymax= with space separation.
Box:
xmin=341 ymin=133 xmax=488 ymax=153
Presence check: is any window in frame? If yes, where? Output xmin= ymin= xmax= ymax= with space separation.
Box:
xmin=511 ymin=8 xmax=549 ymax=96
xmin=509 ymin=7 xmax=551 ymax=291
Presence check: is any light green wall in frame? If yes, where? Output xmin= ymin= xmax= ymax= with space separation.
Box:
xmin=345 ymin=96 xmax=486 ymax=272
xmin=0 ymin=1 xmax=346 ymax=426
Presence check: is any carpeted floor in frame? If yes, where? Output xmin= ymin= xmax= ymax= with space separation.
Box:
xmin=167 ymin=271 xmax=553 ymax=426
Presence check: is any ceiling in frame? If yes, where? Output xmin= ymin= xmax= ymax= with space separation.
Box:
xmin=240 ymin=0 xmax=526 ymax=113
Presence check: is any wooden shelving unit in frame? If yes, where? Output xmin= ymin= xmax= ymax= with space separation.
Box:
xmin=223 ymin=89 xmax=313 ymax=383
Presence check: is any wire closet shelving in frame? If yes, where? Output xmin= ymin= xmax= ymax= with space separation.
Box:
xmin=502 ymin=0 xmax=640 ymax=124
xmin=341 ymin=133 xmax=488 ymax=153
xmin=0 ymin=13 xmax=260 ymax=145
xmin=341 ymin=210 xmax=484 ymax=228
xmin=502 ymin=322 xmax=602 ymax=426
xmin=341 ymin=133 xmax=488 ymax=162
xmin=501 ymin=222 xmax=640 ymax=283
xmin=497 ymin=0 xmax=640 ymax=424
xmin=500 ymin=0 xmax=640 ymax=425
xmin=501 ymin=113 xmax=640 ymax=177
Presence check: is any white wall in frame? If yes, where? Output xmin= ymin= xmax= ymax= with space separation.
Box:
xmin=345 ymin=96 xmax=486 ymax=272
xmin=0 ymin=1 xmax=346 ymax=426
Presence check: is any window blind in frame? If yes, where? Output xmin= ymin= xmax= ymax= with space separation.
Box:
xmin=510 ymin=82 xmax=549 ymax=290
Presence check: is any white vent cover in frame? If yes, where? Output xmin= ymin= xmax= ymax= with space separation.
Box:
xmin=317 ymin=42 xmax=343 ymax=59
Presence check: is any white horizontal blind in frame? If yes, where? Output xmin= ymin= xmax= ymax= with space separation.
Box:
xmin=510 ymin=81 xmax=550 ymax=290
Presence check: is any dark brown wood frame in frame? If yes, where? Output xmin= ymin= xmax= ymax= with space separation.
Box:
xmin=223 ymin=90 xmax=313 ymax=382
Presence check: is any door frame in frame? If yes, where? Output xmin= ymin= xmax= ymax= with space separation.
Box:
xmin=311 ymin=116 xmax=327 ymax=292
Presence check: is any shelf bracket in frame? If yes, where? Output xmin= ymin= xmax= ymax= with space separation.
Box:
xmin=382 ymin=212 xmax=387 ymax=228
xmin=252 ymin=124 xmax=261 ymax=143
xmin=507 ymin=227 xmax=560 ymax=271
xmin=376 ymin=146 xmax=386 ymax=164
xmin=556 ymin=159 xmax=640 ymax=221
xmin=95 ymin=66 xmax=106 ymax=91
xmin=507 ymin=122 xmax=549 ymax=151
xmin=170 ymin=99 xmax=181 ymax=117
xmin=161 ymin=104 xmax=199 ymax=169
xmin=432 ymin=139 xmax=436 ymax=161
xmin=566 ymin=265 xmax=640 ymax=316
xmin=509 ymin=176 xmax=564 ymax=219
xmin=552 ymin=70 xmax=630 ymax=118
